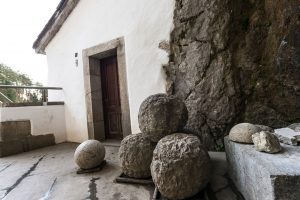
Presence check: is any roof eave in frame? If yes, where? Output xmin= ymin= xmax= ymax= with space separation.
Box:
xmin=32 ymin=0 xmax=80 ymax=54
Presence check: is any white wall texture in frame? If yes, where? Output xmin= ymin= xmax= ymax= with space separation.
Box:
xmin=46 ymin=0 xmax=175 ymax=142
xmin=0 ymin=105 xmax=66 ymax=143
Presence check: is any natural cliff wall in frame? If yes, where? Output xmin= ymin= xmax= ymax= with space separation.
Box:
xmin=165 ymin=0 xmax=300 ymax=149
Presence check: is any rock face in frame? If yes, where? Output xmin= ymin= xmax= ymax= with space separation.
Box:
xmin=74 ymin=140 xmax=105 ymax=169
xmin=138 ymin=94 xmax=188 ymax=142
xmin=165 ymin=0 xmax=300 ymax=149
xmin=151 ymin=133 xmax=211 ymax=199
xmin=252 ymin=131 xmax=281 ymax=153
xmin=229 ymin=123 xmax=260 ymax=144
xmin=119 ymin=133 xmax=156 ymax=178
xmin=255 ymin=124 xmax=274 ymax=133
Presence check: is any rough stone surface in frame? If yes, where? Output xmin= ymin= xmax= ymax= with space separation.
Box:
xmin=165 ymin=0 xmax=300 ymax=149
xmin=0 ymin=139 xmax=25 ymax=157
xmin=0 ymin=120 xmax=31 ymax=141
xmin=26 ymin=134 xmax=55 ymax=150
xmin=151 ymin=133 xmax=211 ymax=199
xmin=228 ymin=123 xmax=260 ymax=144
xmin=0 ymin=134 xmax=55 ymax=158
xmin=74 ymin=140 xmax=105 ymax=170
xmin=255 ymin=124 xmax=274 ymax=132
xmin=138 ymin=94 xmax=188 ymax=142
xmin=274 ymin=128 xmax=300 ymax=146
xmin=225 ymin=136 xmax=300 ymax=200
xmin=118 ymin=133 xmax=156 ymax=178
xmin=288 ymin=123 xmax=300 ymax=132
xmin=252 ymin=131 xmax=281 ymax=153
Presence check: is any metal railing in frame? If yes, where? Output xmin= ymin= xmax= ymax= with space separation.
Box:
xmin=0 ymin=85 xmax=63 ymax=104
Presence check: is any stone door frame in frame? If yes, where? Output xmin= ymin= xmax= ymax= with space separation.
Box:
xmin=82 ymin=37 xmax=131 ymax=141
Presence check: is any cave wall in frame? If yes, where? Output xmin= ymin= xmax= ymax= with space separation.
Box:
xmin=166 ymin=0 xmax=300 ymax=149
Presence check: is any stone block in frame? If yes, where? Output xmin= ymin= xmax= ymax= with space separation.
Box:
xmin=274 ymin=128 xmax=300 ymax=146
xmin=225 ymin=136 xmax=300 ymax=200
xmin=0 ymin=120 xmax=31 ymax=141
xmin=16 ymin=120 xmax=31 ymax=138
xmin=0 ymin=139 xmax=26 ymax=157
xmin=0 ymin=121 xmax=17 ymax=141
xmin=27 ymin=134 xmax=55 ymax=150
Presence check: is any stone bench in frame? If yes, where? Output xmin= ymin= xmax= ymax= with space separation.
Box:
xmin=0 ymin=120 xmax=31 ymax=141
xmin=0 ymin=134 xmax=55 ymax=157
xmin=0 ymin=120 xmax=55 ymax=157
xmin=225 ymin=136 xmax=300 ymax=200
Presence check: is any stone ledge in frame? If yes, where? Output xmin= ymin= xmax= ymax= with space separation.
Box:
xmin=1 ymin=101 xmax=64 ymax=107
xmin=224 ymin=136 xmax=300 ymax=200
xmin=27 ymin=134 xmax=55 ymax=150
xmin=0 ymin=134 xmax=55 ymax=157
xmin=0 ymin=139 xmax=25 ymax=157
xmin=0 ymin=120 xmax=31 ymax=141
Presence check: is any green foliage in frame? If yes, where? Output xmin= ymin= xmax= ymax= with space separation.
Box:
xmin=0 ymin=63 xmax=43 ymax=103
xmin=215 ymin=143 xmax=225 ymax=152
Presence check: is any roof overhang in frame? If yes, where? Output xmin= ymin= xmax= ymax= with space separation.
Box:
xmin=32 ymin=0 xmax=80 ymax=54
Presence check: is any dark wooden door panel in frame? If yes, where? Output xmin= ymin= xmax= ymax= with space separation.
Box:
xmin=107 ymin=113 xmax=122 ymax=134
xmin=100 ymin=56 xmax=123 ymax=139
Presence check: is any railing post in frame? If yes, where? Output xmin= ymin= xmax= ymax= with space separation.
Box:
xmin=42 ymin=89 xmax=47 ymax=105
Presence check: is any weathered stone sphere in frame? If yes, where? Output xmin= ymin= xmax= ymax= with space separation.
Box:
xmin=229 ymin=123 xmax=260 ymax=144
xmin=74 ymin=140 xmax=105 ymax=169
xmin=119 ymin=133 xmax=156 ymax=178
xmin=138 ymin=94 xmax=188 ymax=142
xmin=151 ymin=133 xmax=211 ymax=199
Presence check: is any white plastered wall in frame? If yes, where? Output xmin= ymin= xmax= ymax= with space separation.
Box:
xmin=0 ymin=105 xmax=66 ymax=143
xmin=46 ymin=0 xmax=175 ymax=143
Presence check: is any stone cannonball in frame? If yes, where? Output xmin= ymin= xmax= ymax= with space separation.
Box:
xmin=119 ymin=133 xmax=156 ymax=178
xmin=151 ymin=133 xmax=211 ymax=199
xmin=138 ymin=94 xmax=188 ymax=142
xmin=74 ymin=140 xmax=105 ymax=169
xmin=229 ymin=123 xmax=261 ymax=144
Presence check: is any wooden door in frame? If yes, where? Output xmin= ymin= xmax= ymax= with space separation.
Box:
xmin=100 ymin=56 xmax=123 ymax=139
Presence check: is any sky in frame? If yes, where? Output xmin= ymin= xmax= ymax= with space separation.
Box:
xmin=0 ymin=0 xmax=61 ymax=85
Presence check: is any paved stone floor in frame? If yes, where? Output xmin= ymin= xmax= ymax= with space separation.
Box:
xmin=0 ymin=143 xmax=243 ymax=200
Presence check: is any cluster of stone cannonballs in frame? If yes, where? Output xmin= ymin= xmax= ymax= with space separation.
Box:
xmin=119 ymin=94 xmax=211 ymax=199
xmin=228 ymin=123 xmax=281 ymax=153
xmin=74 ymin=140 xmax=106 ymax=169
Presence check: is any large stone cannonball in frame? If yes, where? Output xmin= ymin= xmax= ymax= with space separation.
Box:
xmin=229 ymin=123 xmax=261 ymax=144
xmin=74 ymin=140 xmax=105 ymax=169
xmin=119 ymin=133 xmax=156 ymax=178
xmin=138 ymin=94 xmax=188 ymax=142
xmin=151 ymin=133 xmax=211 ymax=199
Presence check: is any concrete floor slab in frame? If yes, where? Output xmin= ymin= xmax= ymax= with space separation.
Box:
xmin=0 ymin=143 xmax=152 ymax=200
xmin=0 ymin=142 xmax=242 ymax=200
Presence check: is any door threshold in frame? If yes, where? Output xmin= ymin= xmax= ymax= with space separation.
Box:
xmin=101 ymin=139 xmax=121 ymax=147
